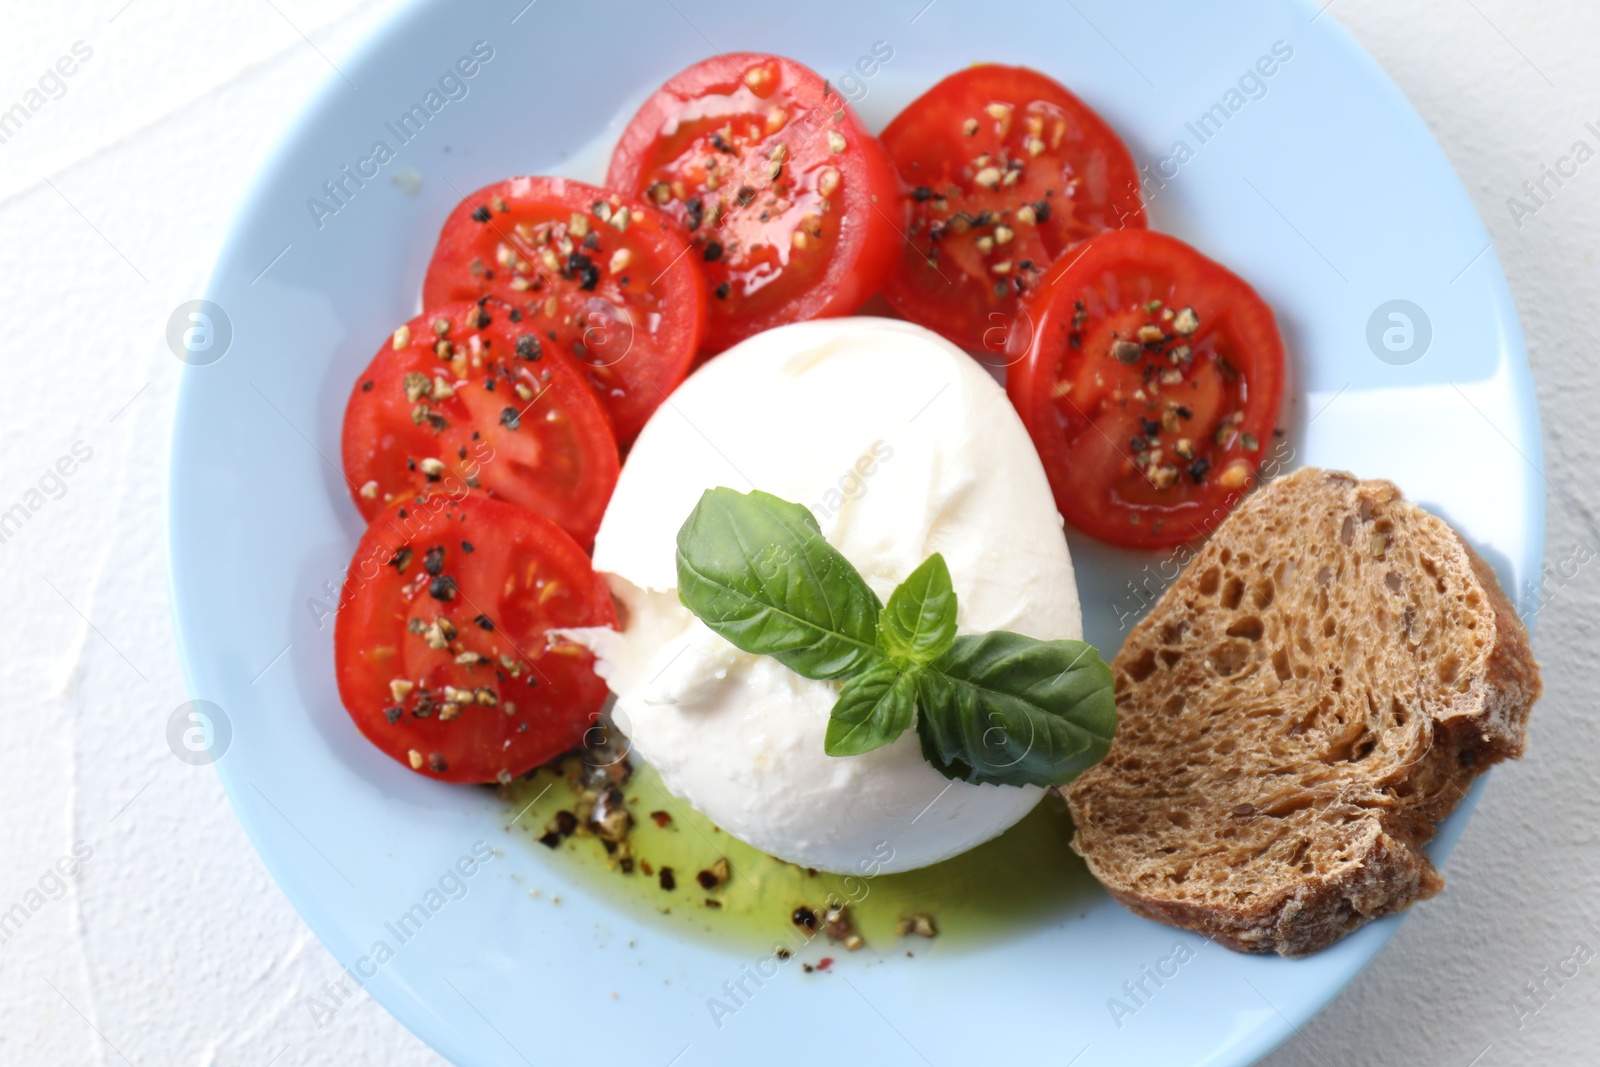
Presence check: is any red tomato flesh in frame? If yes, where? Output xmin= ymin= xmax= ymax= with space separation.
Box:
xmin=341 ymin=301 xmax=619 ymax=548
xmin=422 ymin=177 xmax=706 ymax=444
xmin=1006 ymin=230 xmax=1285 ymax=548
xmin=880 ymin=64 xmax=1146 ymax=356
xmin=606 ymin=52 xmax=904 ymax=353
xmin=334 ymin=494 xmax=616 ymax=783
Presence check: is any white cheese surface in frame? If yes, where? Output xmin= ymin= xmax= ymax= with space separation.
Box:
xmin=575 ymin=317 xmax=1082 ymax=873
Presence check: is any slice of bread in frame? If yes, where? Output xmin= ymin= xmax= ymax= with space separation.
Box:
xmin=1065 ymin=467 xmax=1541 ymax=957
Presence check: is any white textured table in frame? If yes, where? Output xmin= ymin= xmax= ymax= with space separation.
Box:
xmin=3 ymin=2 xmax=1594 ymax=1064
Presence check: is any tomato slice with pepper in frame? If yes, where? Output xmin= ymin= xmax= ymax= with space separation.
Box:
xmin=341 ymin=301 xmax=619 ymax=547
xmin=605 ymin=52 xmax=904 ymax=354
xmin=879 ymin=64 xmax=1146 ymax=357
xmin=334 ymin=494 xmax=616 ymax=783
xmin=422 ymin=177 xmax=706 ymax=444
xmin=1006 ymin=229 xmax=1286 ymax=548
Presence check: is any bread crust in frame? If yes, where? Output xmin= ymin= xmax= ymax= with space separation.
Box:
xmin=1065 ymin=468 xmax=1541 ymax=957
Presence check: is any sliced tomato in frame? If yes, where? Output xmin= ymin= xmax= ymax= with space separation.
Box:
xmin=334 ymin=494 xmax=617 ymax=783
xmin=341 ymin=302 xmax=618 ymax=547
xmin=880 ymin=64 xmax=1146 ymax=356
xmin=422 ymin=177 xmax=705 ymax=444
xmin=605 ymin=52 xmax=904 ymax=353
xmin=1006 ymin=230 xmax=1286 ymax=548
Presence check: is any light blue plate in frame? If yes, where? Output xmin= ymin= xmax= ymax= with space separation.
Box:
xmin=168 ymin=1 xmax=1544 ymax=1064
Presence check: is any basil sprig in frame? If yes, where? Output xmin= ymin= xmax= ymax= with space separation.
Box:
xmin=675 ymin=488 xmax=1116 ymax=788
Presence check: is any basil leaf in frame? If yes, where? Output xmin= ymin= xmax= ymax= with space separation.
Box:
xmin=824 ymin=661 xmax=918 ymax=756
xmin=675 ymin=488 xmax=884 ymax=680
xmin=878 ymin=553 xmax=957 ymax=664
xmin=675 ymin=489 xmax=1117 ymax=790
xmin=914 ymin=632 xmax=1116 ymax=788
